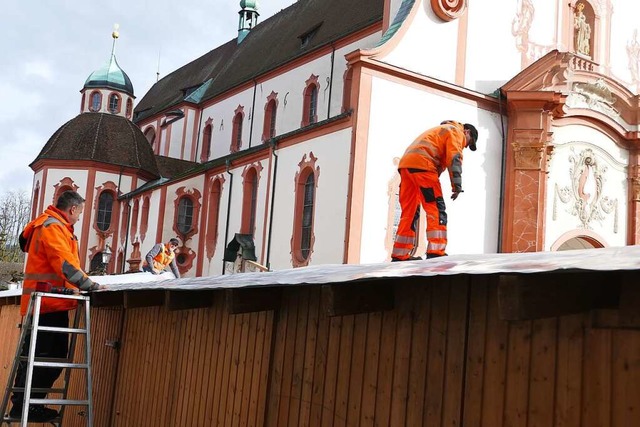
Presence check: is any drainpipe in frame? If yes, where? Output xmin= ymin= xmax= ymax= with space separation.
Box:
xmin=265 ymin=138 xmax=279 ymax=269
xmin=121 ymin=198 xmax=132 ymax=273
xmin=222 ymin=159 xmax=234 ymax=275
xmin=248 ymin=79 xmax=258 ymax=148
xmin=497 ymin=90 xmax=507 ymax=253
xmin=327 ymin=43 xmax=335 ymax=120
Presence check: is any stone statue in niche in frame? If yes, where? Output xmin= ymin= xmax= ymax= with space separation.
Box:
xmin=574 ymin=3 xmax=592 ymax=57
xmin=627 ymin=29 xmax=640 ymax=86
xmin=512 ymin=0 xmax=534 ymax=53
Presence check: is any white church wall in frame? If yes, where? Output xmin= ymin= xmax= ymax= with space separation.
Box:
xmin=267 ymin=129 xmax=351 ymax=270
xmin=545 ymin=123 xmax=628 ymax=249
xmin=609 ymin=1 xmax=640 ymax=90
xmin=182 ymin=107 xmax=197 ymax=161
xmin=359 ymin=75 xmax=503 ymax=263
xmin=167 ymin=113 xmax=186 ymax=159
xmin=201 ymin=88 xmax=255 ymax=160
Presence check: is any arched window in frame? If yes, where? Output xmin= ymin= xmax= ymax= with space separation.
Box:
xmin=262 ymin=93 xmax=278 ymax=142
xmin=241 ymin=168 xmax=258 ymax=235
xmin=177 ymin=197 xmax=194 ymax=234
xmin=31 ymin=186 xmax=39 ymax=220
xmin=130 ymin=198 xmax=139 ymax=240
xmin=300 ymin=173 xmax=315 ymax=260
xmin=125 ymin=98 xmax=133 ymax=119
xmin=301 ymin=75 xmax=319 ymax=127
xmin=206 ymin=179 xmax=223 ymax=259
xmin=291 ymin=153 xmax=319 ymax=267
xmin=201 ymin=123 xmax=212 ymax=162
xmin=140 ymin=196 xmax=150 ymax=241
xmin=231 ymin=110 xmax=244 ymax=152
xmin=108 ymin=93 xmax=121 ymax=114
xmin=144 ymin=127 xmax=156 ymax=150
xmin=90 ymin=91 xmax=102 ymax=112
xmin=96 ymin=192 xmax=114 ymax=231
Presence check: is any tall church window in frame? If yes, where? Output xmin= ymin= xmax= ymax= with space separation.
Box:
xmin=231 ymin=109 xmax=244 ymax=153
xmin=108 ymin=93 xmax=121 ymax=114
xmin=291 ymin=153 xmax=319 ymax=267
xmin=90 ymin=91 xmax=102 ymax=112
xmin=241 ymin=167 xmax=258 ymax=235
xmin=96 ymin=192 xmax=114 ymax=231
xmin=262 ymin=92 xmax=278 ymax=142
xmin=125 ymin=99 xmax=133 ymax=119
xmin=301 ymin=74 xmax=319 ymax=127
xmin=144 ymin=127 xmax=156 ymax=152
xmin=201 ymin=123 xmax=212 ymax=162
xmin=177 ymin=197 xmax=194 ymax=234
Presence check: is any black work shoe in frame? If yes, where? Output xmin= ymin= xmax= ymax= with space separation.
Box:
xmin=9 ymin=405 xmax=59 ymax=422
xmin=426 ymin=253 xmax=447 ymax=259
xmin=391 ymin=256 xmax=422 ymax=262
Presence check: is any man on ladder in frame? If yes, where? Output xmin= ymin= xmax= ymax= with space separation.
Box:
xmin=8 ymin=190 xmax=102 ymax=423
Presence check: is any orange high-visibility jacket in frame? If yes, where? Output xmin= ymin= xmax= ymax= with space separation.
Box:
xmin=20 ymin=206 xmax=95 ymax=315
xmin=146 ymin=244 xmax=176 ymax=271
xmin=398 ymin=122 xmax=466 ymax=192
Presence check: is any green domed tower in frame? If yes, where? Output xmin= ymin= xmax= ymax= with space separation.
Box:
xmin=238 ymin=0 xmax=259 ymax=44
xmin=80 ymin=25 xmax=135 ymax=120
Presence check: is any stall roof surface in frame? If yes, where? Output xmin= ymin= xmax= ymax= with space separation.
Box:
xmin=95 ymin=246 xmax=640 ymax=292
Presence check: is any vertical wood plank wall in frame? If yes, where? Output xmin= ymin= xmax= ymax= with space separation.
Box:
xmin=2 ymin=275 xmax=640 ymax=426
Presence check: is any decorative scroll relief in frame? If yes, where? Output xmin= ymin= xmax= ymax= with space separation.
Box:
xmin=566 ymin=79 xmax=620 ymax=119
xmin=430 ymin=0 xmax=467 ymax=22
xmin=553 ymin=147 xmax=618 ymax=232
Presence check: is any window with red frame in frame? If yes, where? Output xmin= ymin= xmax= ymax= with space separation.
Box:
xmin=201 ymin=124 xmax=212 ymax=162
xmin=300 ymin=172 xmax=315 ymax=259
xmin=96 ymin=192 xmax=114 ymax=231
xmin=90 ymin=92 xmax=102 ymax=112
xmin=177 ymin=196 xmax=194 ymax=234
xmin=126 ymin=98 xmax=133 ymax=119
xmin=264 ymin=100 xmax=277 ymax=140
xmin=108 ymin=94 xmax=120 ymax=114
xmin=241 ymin=169 xmax=258 ymax=235
xmin=303 ymin=84 xmax=318 ymax=126
xmin=232 ymin=112 xmax=243 ymax=152
xmin=144 ymin=127 xmax=156 ymax=148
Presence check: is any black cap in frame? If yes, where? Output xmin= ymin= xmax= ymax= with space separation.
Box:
xmin=464 ymin=123 xmax=478 ymax=151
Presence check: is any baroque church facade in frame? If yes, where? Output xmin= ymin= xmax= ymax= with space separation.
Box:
xmin=28 ymin=0 xmax=640 ymax=277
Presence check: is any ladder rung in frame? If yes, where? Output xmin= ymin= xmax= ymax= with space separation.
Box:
xmin=30 ymin=398 xmax=89 ymax=406
xmin=3 ymin=414 xmax=62 ymax=422
xmin=20 ymin=356 xmax=72 ymax=363
xmin=38 ymin=326 xmax=88 ymax=334
xmin=10 ymin=387 xmax=65 ymax=394
xmin=33 ymin=361 xmax=88 ymax=369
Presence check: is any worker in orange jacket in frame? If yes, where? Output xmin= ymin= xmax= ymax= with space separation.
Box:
xmin=11 ymin=190 xmax=101 ymax=423
xmin=143 ymin=238 xmax=181 ymax=278
xmin=391 ymin=121 xmax=478 ymax=261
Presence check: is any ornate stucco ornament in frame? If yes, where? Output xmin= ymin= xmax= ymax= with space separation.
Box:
xmin=554 ymin=147 xmax=618 ymax=232
xmin=430 ymin=0 xmax=467 ymax=22
xmin=566 ymin=78 xmax=620 ymax=118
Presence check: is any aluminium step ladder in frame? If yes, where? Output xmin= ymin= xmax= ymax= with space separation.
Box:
xmin=1 ymin=290 xmax=94 ymax=426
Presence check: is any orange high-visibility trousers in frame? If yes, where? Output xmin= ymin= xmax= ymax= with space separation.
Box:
xmin=391 ymin=168 xmax=448 ymax=259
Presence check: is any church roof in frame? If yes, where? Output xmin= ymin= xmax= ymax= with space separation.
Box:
xmin=84 ymin=54 xmax=134 ymax=96
xmin=133 ymin=0 xmax=383 ymax=123
xmin=31 ymin=113 xmax=159 ymax=178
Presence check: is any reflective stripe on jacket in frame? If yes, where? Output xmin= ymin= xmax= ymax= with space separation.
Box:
xmin=398 ymin=122 xmax=466 ymax=192
xmin=20 ymin=206 xmax=94 ymax=315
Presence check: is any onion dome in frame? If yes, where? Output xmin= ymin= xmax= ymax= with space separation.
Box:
xmin=83 ymin=54 xmax=134 ymax=96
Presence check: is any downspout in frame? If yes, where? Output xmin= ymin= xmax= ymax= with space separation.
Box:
xmin=497 ymin=90 xmax=507 ymax=253
xmin=248 ymin=79 xmax=258 ymax=148
xmin=121 ymin=198 xmax=132 ymax=273
xmin=327 ymin=43 xmax=336 ymax=120
xmin=222 ymin=159 xmax=234 ymax=275
xmin=265 ymin=138 xmax=279 ymax=269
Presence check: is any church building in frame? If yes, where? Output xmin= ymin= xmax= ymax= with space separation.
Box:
xmin=28 ymin=0 xmax=640 ymax=277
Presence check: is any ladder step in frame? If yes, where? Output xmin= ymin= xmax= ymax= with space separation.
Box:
xmin=3 ymin=414 xmax=62 ymax=423
xmin=33 ymin=361 xmax=89 ymax=369
xmin=10 ymin=387 xmax=65 ymax=394
xmin=19 ymin=356 xmax=72 ymax=363
xmin=30 ymin=398 xmax=89 ymax=406
xmin=37 ymin=326 xmax=88 ymax=334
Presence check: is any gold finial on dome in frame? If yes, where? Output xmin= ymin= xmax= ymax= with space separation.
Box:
xmin=112 ymin=23 xmax=120 ymax=39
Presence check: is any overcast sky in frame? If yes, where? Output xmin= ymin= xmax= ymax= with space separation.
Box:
xmin=0 ymin=0 xmax=295 ymax=195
